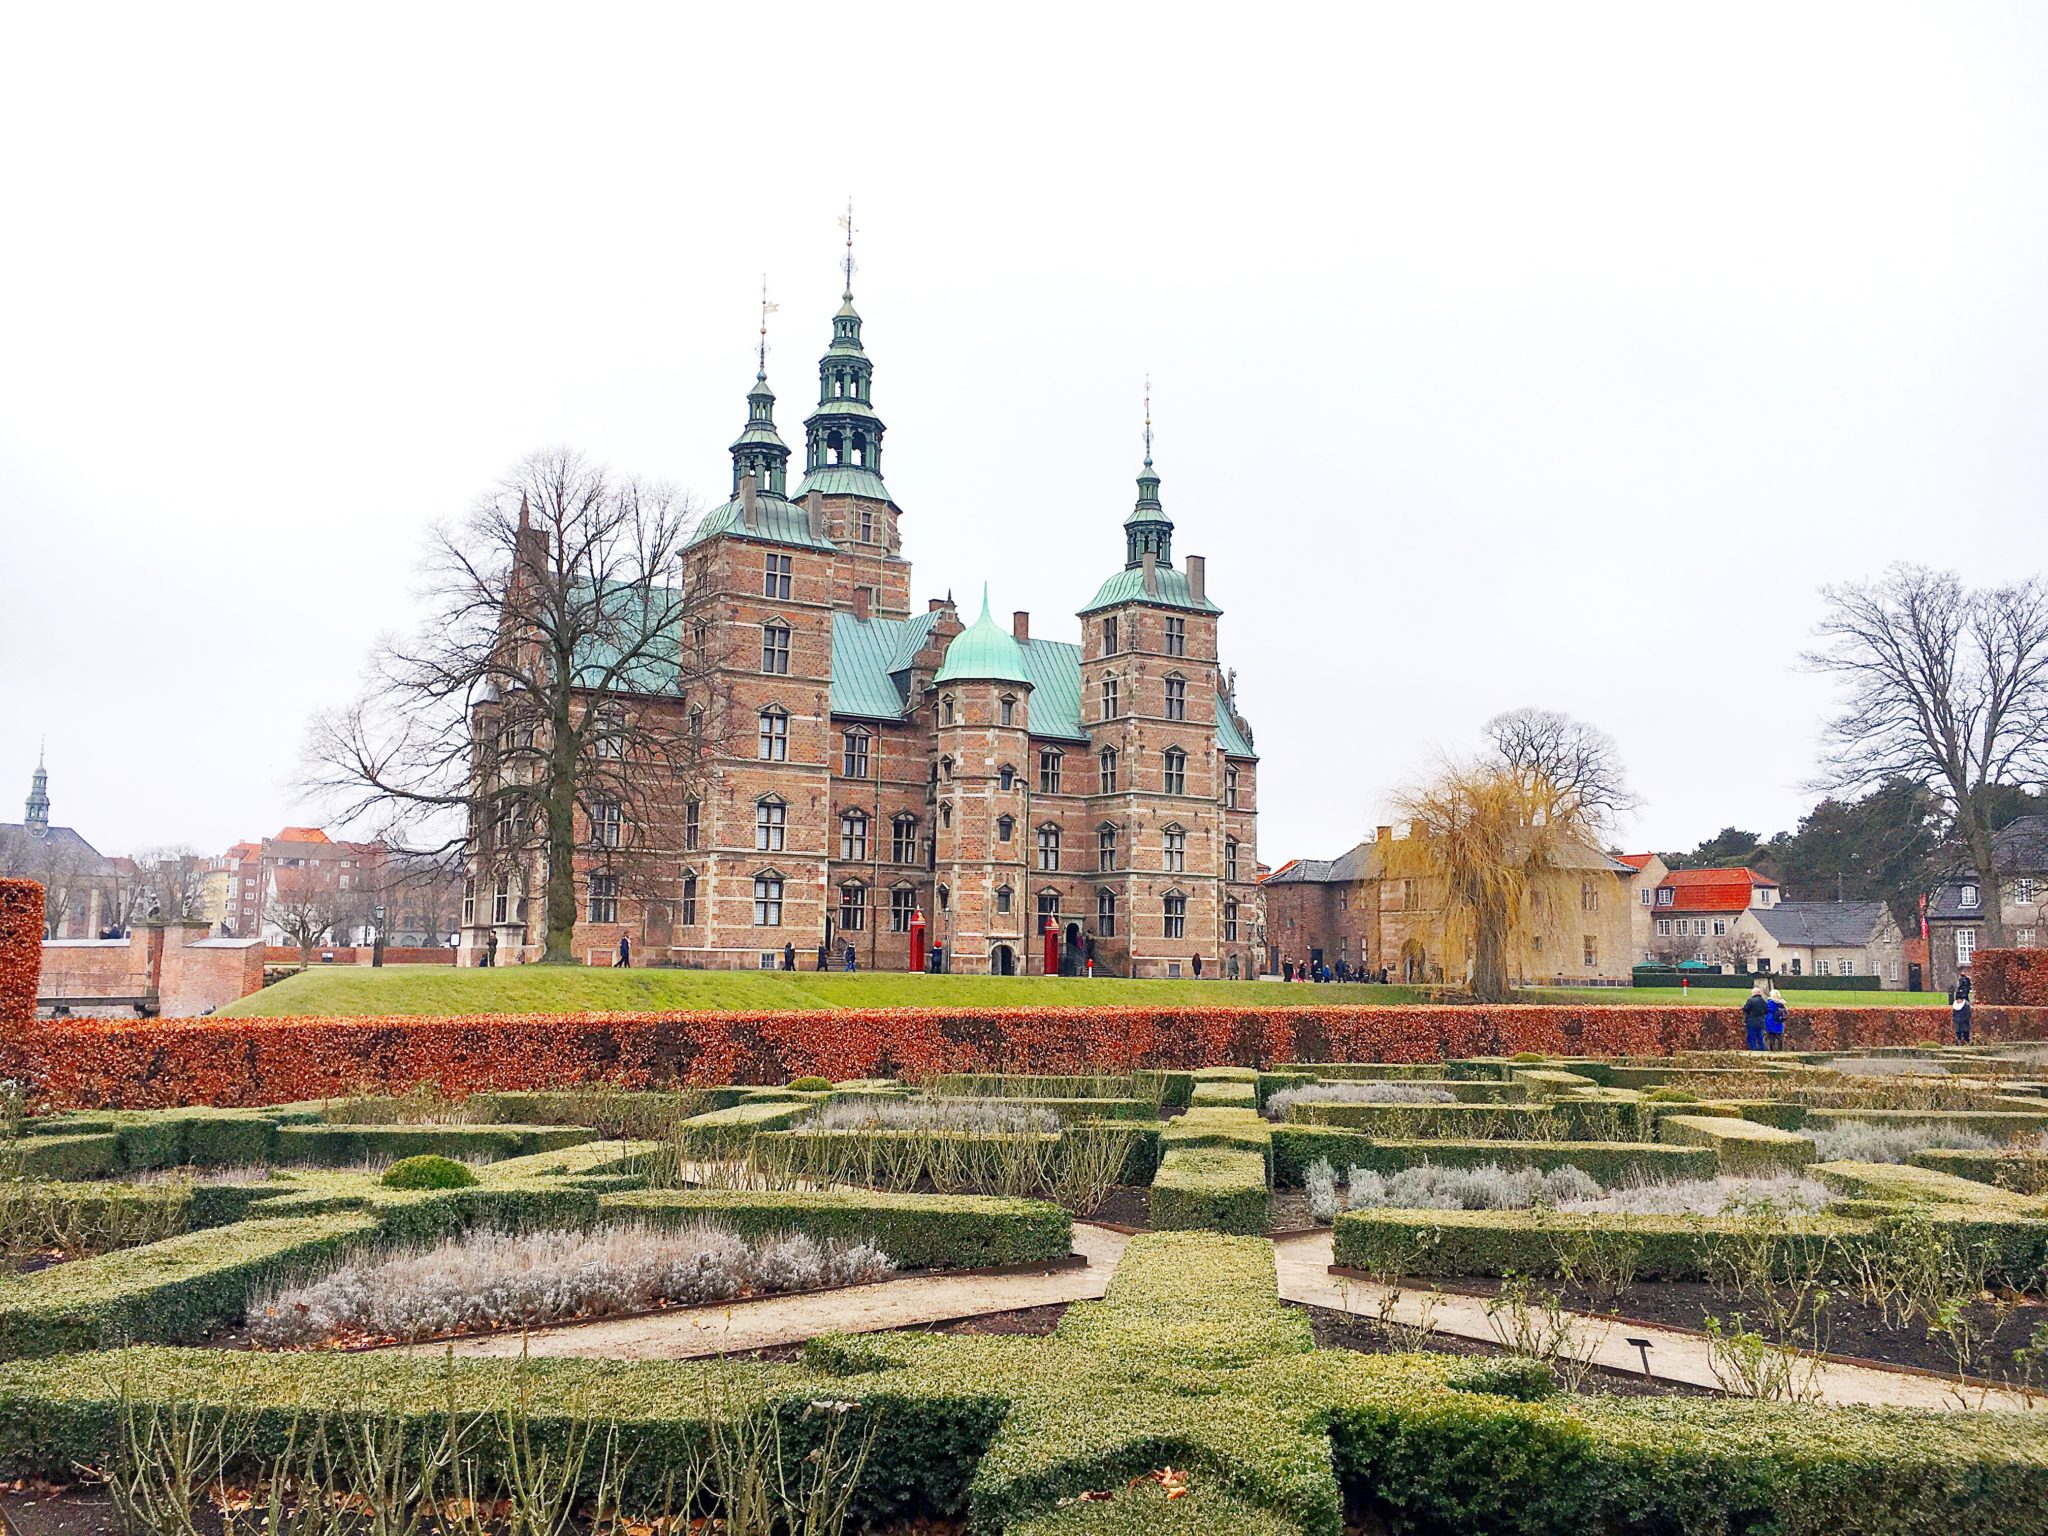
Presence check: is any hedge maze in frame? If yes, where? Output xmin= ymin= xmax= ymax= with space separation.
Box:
xmin=4 ymin=1047 xmax=2048 ymax=1532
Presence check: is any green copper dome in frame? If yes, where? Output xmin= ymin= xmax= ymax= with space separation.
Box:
xmin=935 ymin=588 xmax=1033 ymax=686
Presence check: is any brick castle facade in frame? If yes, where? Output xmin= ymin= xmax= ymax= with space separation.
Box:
xmin=459 ymin=277 xmax=1263 ymax=977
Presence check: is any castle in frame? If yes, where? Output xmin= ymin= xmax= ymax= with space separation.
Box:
xmin=458 ymin=268 xmax=1263 ymax=977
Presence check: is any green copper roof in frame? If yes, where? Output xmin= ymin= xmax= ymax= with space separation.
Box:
xmin=1017 ymin=638 xmax=1086 ymax=741
xmin=935 ymin=589 xmax=1033 ymax=685
xmin=568 ymin=581 xmax=684 ymax=695
xmin=1216 ymin=691 xmax=1255 ymax=758
xmin=685 ymin=494 xmax=838 ymax=553
xmin=1078 ymin=564 xmax=1220 ymax=617
xmin=804 ymin=396 xmax=882 ymax=422
xmin=830 ymin=611 xmax=919 ymax=719
xmin=793 ymin=465 xmax=893 ymax=501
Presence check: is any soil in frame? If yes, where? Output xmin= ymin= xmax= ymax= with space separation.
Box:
xmin=1292 ymin=1304 xmax=1710 ymax=1399
xmin=1084 ymin=1185 xmax=1150 ymax=1228
xmin=1268 ymin=1189 xmax=1321 ymax=1232
xmin=1432 ymin=1277 xmax=2048 ymax=1388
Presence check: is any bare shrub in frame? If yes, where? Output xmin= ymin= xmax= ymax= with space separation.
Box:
xmin=248 ymin=1221 xmax=891 ymax=1347
xmin=1562 ymin=1175 xmax=1830 ymax=1217
xmin=1303 ymin=1158 xmax=1341 ymax=1223
xmin=1264 ymin=1082 xmax=1457 ymax=1121
xmin=806 ymin=1097 xmax=1059 ymax=1134
xmin=1824 ymin=1056 xmax=1947 ymax=1077
xmin=1343 ymin=1162 xmax=1601 ymax=1211
xmin=1808 ymin=1121 xmax=1998 ymax=1163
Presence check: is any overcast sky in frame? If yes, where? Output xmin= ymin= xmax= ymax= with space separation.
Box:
xmin=4 ymin=4 xmax=2047 ymax=866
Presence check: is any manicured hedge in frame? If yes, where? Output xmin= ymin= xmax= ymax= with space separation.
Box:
xmin=1161 ymin=1108 xmax=1271 ymax=1153
xmin=1131 ymin=1070 xmax=1194 ymax=1108
xmin=1189 ymin=1080 xmax=1258 ymax=1109
xmin=0 ymin=879 xmax=38 ymax=1027
xmin=671 ymin=1100 xmax=817 ymax=1151
xmin=929 ymin=1074 xmax=1136 ymax=1099
xmin=1268 ymin=1128 xmax=1715 ymax=1187
xmin=1 ymin=1133 xmax=118 ymax=1180
xmin=1148 ymin=1148 xmax=1269 ymax=1236
xmin=599 ymin=1187 xmax=1071 ymax=1269
xmin=1289 ymin=1101 xmax=1644 ymax=1140
xmin=1659 ymin=1113 xmax=1818 ymax=1175
xmin=272 ymin=1123 xmax=596 ymax=1166
xmin=1909 ymin=1146 xmax=2048 ymax=1193
xmin=0 ymin=1214 xmax=379 ymax=1358
xmin=1803 ymin=1106 xmax=2048 ymax=1142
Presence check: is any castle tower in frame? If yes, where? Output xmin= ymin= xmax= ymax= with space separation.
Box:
xmin=24 ymin=744 xmax=49 ymax=837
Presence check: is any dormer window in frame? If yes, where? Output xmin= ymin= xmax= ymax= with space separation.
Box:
xmin=1656 ymin=888 xmax=1674 ymax=907
xmin=1962 ymin=884 xmax=1980 ymax=909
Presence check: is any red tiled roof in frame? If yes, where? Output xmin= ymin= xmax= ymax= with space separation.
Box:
xmin=1656 ymin=866 xmax=1776 ymax=913
xmin=272 ymin=826 xmax=332 ymax=844
xmin=1615 ymin=853 xmax=1655 ymax=871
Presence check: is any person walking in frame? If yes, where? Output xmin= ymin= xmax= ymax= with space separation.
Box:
xmin=1763 ymin=982 xmax=1787 ymax=1051
xmin=843 ymin=940 xmax=858 ymax=973
xmin=1951 ymin=983 xmax=1974 ymax=1045
xmin=1193 ymin=954 xmax=1203 ymax=978
xmin=784 ymin=942 xmax=797 ymax=972
xmin=1741 ymin=979 xmax=1768 ymax=1052
xmin=617 ymin=933 xmax=631 ymax=969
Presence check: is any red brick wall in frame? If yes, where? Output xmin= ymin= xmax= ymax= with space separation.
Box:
xmin=0 ymin=878 xmax=42 ymax=1025
xmin=37 ymin=936 xmax=153 ymax=1001
xmin=161 ymin=937 xmax=266 ymax=1018
xmin=265 ymin=946 xmax=455 ymax=967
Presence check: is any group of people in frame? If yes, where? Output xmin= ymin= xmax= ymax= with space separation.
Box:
xmin=1281 ymin=959 xmax=1393 ymax=985
xmin=1738 ymin=979 xmax=1789 ymax=1050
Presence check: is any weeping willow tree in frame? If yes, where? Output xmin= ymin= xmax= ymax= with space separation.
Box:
xmin=1379 ymin=711 xmax=1630 ymax=1003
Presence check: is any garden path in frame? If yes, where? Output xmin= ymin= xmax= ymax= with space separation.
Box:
xmin=1271 ymin=1231 xmax=2043 ymax=1412
xmin=419 ymin=1222 xmax=1131 ymax=1361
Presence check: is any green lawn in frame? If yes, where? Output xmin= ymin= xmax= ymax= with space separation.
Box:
xmin=219 ymin=965 xmax=1431 ymax=1018
xmin=1520 ymin=986 xmax=1944 ymax=1008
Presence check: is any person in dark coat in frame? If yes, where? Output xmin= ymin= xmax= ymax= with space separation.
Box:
xmin=783 ymin=942 xmax=796 ymax=971
xmin=1193 ymin=954 xmax=1203 ymax=978
xmin=1952 ymin=983 xmax=1974 ymax=1044
xmin=617 ymin=934 xmax=631 ymax=968
xmin=1742 ymin=981 xmax=1768 ymax=1051
xmin=843 ymin=941 xmax=858 ymax=972
xmin=1763 ymin=984 xmax=1787 ymax=1051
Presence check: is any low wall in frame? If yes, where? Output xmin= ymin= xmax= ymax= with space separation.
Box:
xmin=5 ymin=1002 xmax=2047 ymax=1111
xmin=264 ymin=946 xmax=455 ymax=967
xmin=161 ymin=937 xmax=267 ymax=1018
xmin=36 ymin=923 xmax=267 ymax=1019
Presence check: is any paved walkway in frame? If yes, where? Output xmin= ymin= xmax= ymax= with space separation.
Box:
xmin=1271 ymin=1231 xmax=2042 ymax=1411
xmin=420 ymin=1223 xmax=1130 ymax=1361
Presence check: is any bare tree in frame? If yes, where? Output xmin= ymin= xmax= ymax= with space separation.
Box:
xmin=129 ymin=847 xmax=210 ymax=922
xmin=1714 ymin=925 xmax=1765 ymax=972
xmin=1806 ymin=565 xmax=2048 ymax=948
xmin=1650 ymin=932 xmax=1704 ymax=966
xmin=305 ymin=448 xmax=731 ymax=964
xmin=267 ymin=864 xmax=342 ymax=962
xmin=1484 ymin=708 xmax=1636 ymax=827
xmin=0 ymin=829 xmax=109 ymax=937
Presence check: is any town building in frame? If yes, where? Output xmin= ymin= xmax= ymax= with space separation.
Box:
xmin=1615 ymin=852 xmax=1668 ymax=963
xmin=1260 ymin=826 xmax=1637 ymax=984
xmin=1926 ymin=815 xmax=2048 ymax=991
xmin=459 ymin=274 xmax=1262 ymax=976
xmin=0 ymin=751 xmax=124 ymax=938
xmin=1642 ymin=865 xmax=1780 ymax=966
xmin=1746 ymin=900 xmax=1907 ymax=986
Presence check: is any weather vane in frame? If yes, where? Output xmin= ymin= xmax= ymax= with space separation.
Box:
xmin=757 ymin=276 xmax=777 ymax=377
xmin=838 ymin=197 xmax=857 ymax=297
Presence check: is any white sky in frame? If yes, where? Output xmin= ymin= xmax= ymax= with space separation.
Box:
xmin=4 ymin=3 xmax=2047 ymax=866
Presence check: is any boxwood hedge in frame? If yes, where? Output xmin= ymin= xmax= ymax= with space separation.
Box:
xmin=1149 ymin=1147 xmax=1269 ymax=1236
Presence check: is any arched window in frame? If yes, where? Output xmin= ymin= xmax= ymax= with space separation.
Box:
xmin=1163 ymin=747 xmax=1187 ymax=796
xmin=1099 ymin=747 xmax=1117 ymax=793
xmin=1097 ymin=888 xmax=1117 ymax=937
xmin=941 ymin=755 xmax=954 ymax=780
xmin=753 ymin=873 xmax=784 ymax=926
xmin=892 ymin=814 xmax=918 ymax=863
xmin=755 ymin=798 xmax=786 ymax=852
xmin=937 ymin=884 xmax=950 ymax=912
xmin=839 ymin=881 xmax=866 ymax=931
xmin=761 ymin=621 xmax=791 ymax=675
xmin=840 ymin=810 xmax=869 ymax=862
xmin=999 ymin=764 xmax=1017 ymax=791
xmin=1163 ymin=824 xmax=1186 ymax=874
xmin=940 ymin=803 xmax=952 ymax=828
xmin=757 ymin=708 xmax=787 ymax=761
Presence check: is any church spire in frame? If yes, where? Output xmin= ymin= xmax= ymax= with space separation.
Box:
xmin=1124 ymin=377 xmax=1173 ymax=568
xmin=796 ymin=204 xmax=892 ymax=502
xmin=24 ymin=741 xmax=50 ymax=837
xmin=730 ymin=280 xmax=792 ymax=497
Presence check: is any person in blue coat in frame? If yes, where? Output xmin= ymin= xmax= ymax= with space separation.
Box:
xmin=1763 ymin=983 xmax=1787 ymax=1051
xmin=1741 ymin=981 xmax=1768 ymax=1051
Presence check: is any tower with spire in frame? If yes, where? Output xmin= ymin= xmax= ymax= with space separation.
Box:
xmin=24 ymin=743 xmax=49 ymax=837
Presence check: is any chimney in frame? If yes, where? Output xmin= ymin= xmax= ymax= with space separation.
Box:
xmin=1186 ymin=555 xmax=1205 ymax=604
xmin=739 ymin=473 xmax=758 ymax=531
xmin=1012 ymin=610 xmax=1030 ymax=643
xmin=928 ymin=597 xmax=949 ymax=613
xmin=852 ymin=586 xmax=870 ymax=620
xmin=1376 ymin=825 xmax=1393 ymax=843
xmin=1141 ymin=549 xmax=1159 ymax=596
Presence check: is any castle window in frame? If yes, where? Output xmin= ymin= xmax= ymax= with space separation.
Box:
xmin=1099 ymin=824 xmax=1118 ymax=872
xmin=1103 ymin=616 xmax=1119 ymax=654
xmin=680 ymin=871 xmax=698 ymax=925
xmin=1037 ymin=825 xmax=1061 ymax=872
xmin=1226 ymin=765 xmax=1240 ymax=809
xmin=761 ymin=622 xmax=791 ymax=675
xmin=1163 ymin=748 xmax=1187 ymax=796
xmin=592 ymin=705 xmax=625 ymax=759
xmin=1226 ymin=838 xmax=1239 ymax=883
xmin=1039 ymin=750 xmax=1062 ymax=794
xmin=1000 ymin=695 xmax=1016 ymax=727
xmin=938 ymin=884 xmax=950 ymax=912
xmin=997 ymin=815 xmax=1014 ymax=842
xmin=753 ymin=874 xmax=784 ymax=927
xmin=685 ymin=798 xmax=701 ymax=851
xmin=892 ymin=815 xmax=917 ymax=863
xmin=940 ymin=803 xmax=952 ymax=828
xmin=890 ymin=886 xmax=917 ymax=932
xmin=1164 ymin=825 xmax=1186 ymax=874
xmin=1101 ymin=676 xmax=1119 ymax=719
xmin=1225 ymin=899 xmax=1239 ymax=943
xmin=591 ymin=802 xmax=623 ymax=849
xmin=493 ymin=874 xmax=510 ymax=925
xmin=1038 ymin=890 xmax=1061 ymax=925
xmin=839 ymin=881 xmax=866 ymax=931
xmin=755 ymin=799 xmax=786 ymax=852
xmin=763 ymin=554 xmax=792 ymax=599
xmin=1164 ymin=892 xmax=1187 ymax=939
xmin=842 ymin=729 xmax=870 ymax=779
xmin=1097 ymin=888 xmax=1116 ymax=936
xmin=1165 ymin=675 xmax=1187 ymax=722
xmin=462 ymin=880 xmax=475 ymax=928
xmin=999 ymin=764 xmax=1017 ymax=791
xmin=858 ymin=505 xmax=875 ymax=540
xmin=840 ymin=810 xmax=869 ymax=861
xmin=941 ymin=696 xmax=955 ymax=725
xmin=587 ymin=874 xmax=618 ymax=925
xmin=1165 ymin=617 xmax=1186 ymax=657
xmin=757 ymin=709 xmax=787 ymax=761
xmin=1099 ymin=747 xmax=1117 ymax=793
xmin=941 ymin=755 xmax=954 ymax=780
xmin=995 ymin=884 xmax=1013 ymax=915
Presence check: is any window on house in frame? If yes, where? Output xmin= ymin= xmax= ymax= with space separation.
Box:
xmin=1225 ymin=899 xmax=1239 ymax=942
xmin=756 ymin=799 xmax=786 ymax=852
xmin=1957 ymin=928 xmax=1977 ymax=964
xmin=762 ymin=622 xmax=792 ymax=675
xmin=1164 ymin=675 xmax=1186 ymax=722
xmin=1101 ymin=676 xmax=1119 ymax=719
xmin=997 ymin=815 xmax=1014 ymax=842
xmin=1163 ymin=748 xmax=1187 ymax=796
xmin=1037 ymin=891 xmax=1060 ymax=926
xmin=937 ymin=884 xmax=949 ymax=912
xmin=1816 ymin=960 xmax=1831 ymax=977
xmin=1226 ymin=839 xmax=1239 ymax=883
xmin=1039 ymin=751 xmax=1062 ymax=794
xmin=1000 ymin=764 xmax=1017 ymax=791
xmin=587 ymin=874 xmax=618 ymax=924
xmin=1099 ymin=824 xmax=1118 ymax=871
xmin=995 ymin=884 xmax=1012 ymax=914
xmin=2017 ymin=926 xmax=2037 ymax=946
xmin=840 ymin=811 xmax=869 ymax=862
xmin=753 ymin=874 xmax=784 ymax=926
xmin=941 ymin=696 xmax=955 ymax=724
xmin=1713 ymin=918 xmax=1728 ymax=936
xmin=593 ymin=706 xmax=625 ymax=759
xmin=1164 ymin=825 xmax=1186 ymax=873
xmin=692 ymin=622 xmax=709 ymax=664
xmin=1226 ymin=765 xmax=1239 ymax=809
xmin=757 ymin=710 xmax=787 ymax=761
xmin=842 ymin=730 xmax=870 ymax=778
xmin=592 ymin=802 xmax=623 ymax=848
xmin=1164 ymin=892 xmax=1186 ymax=939
xmin=684 ymin=798 xmax=701 ymax=851
xmin=1000 ymin=696 xmax=1016 ymax=727
xmin=1961 ymin=884 xmax=1980 ymax=909
xmin=1639 ymin=888 xmax=1652 ymax=906
xmin=1656 ymin=918 xmax=1671 ymax=936
xmin=1099 ymin=747 xmax=1117 ymax=793
xmin=1656 ymin=888 xmax=1673 ymax=907
xmin=493 ymin=875 xmax=511 ymax=925
xmin=1038 ymin=825 xmax=1060 ymax=872
xmin=892 ymin=815 xmax=917 ymax=863
xmin=839 ymin=882 xmax=866 ymax=931
xmin=1582 ymin=934 xmax=1597 ymax=969
xmin=1165 ymin=617 xmax=1186 ymax=656
xmin=1103 ymin=616 xmax=1118 ymax=654
xmin=763 ymin=554 xmax=792 ymax=599
xmin=858 ymin=506 xmax=875 ymax=542
xmin=1693 ymin=918 xmax=1708 ymax=937
xmin=1097 ymin=888 xmax=1117 ymax=936
xmin=1580 ymin=880 xmax=1597 ymax=912
xmin=461 ymin=881 xmax=475 ymax=927
xmin=680 ymin=872 xmax=697 ymax=925
xmin=890 ymin=887 xmax=917 ymax=932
